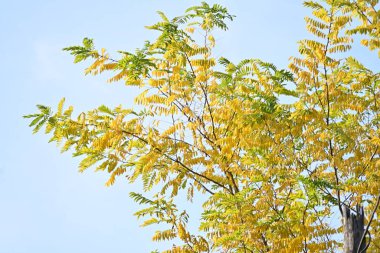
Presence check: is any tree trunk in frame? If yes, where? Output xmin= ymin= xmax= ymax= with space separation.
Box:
xmin=343 ymin=205 xmax=366 ymax=253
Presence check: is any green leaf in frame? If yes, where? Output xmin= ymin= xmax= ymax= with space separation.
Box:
xmin=98 ymin=105 xmax=114 ymax=115
xmin=29 ymin=115 xmax=43 ymax=127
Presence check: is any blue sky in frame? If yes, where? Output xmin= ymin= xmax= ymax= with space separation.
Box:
xmin=0 ymin=1 xmax=359 ymax=252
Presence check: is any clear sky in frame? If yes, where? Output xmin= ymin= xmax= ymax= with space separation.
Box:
xmin=2 ymin=1 xmax=375 ymax=252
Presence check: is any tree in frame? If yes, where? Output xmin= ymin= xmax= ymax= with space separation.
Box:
xmin=25 ymin=1 xmax=380 ymax=252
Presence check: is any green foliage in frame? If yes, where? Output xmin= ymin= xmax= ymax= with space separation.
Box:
xmin=25 ymin=1 xmax=380 ymax=252
xmin=63 ymin=38 xmax=97 ymax=63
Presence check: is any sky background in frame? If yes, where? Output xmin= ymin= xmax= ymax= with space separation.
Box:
xmin=1 ymin=1 xmax=377 ymax=252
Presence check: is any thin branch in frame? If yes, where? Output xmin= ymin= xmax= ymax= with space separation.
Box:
xmin=357 ymin=194 xmax=380 ymax=253
xmin=121 ymin=129 xmax=230 ymax=192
